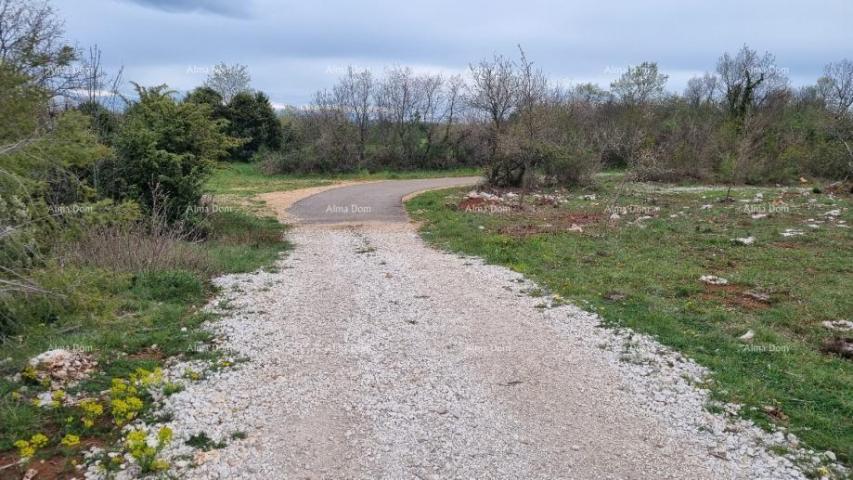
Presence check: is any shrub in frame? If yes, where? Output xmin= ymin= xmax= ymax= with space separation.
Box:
xmin=108 ymin=84 xmax=238 ymax=223
xmin=538 ymin=143 xmax=600 ymax=187
xmin=224 ymin=91 xmax=282 ymax=161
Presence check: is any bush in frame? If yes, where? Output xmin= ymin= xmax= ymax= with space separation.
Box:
xmin=107 ymin=84 xmax=238 ymax=223
xmin=224 ymin=91 xmax=282 ymax=161
xmin=538 ymin=143 xmax=600 ymax=186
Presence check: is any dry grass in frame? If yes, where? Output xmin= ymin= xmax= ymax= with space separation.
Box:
xmin=57 ymin=217 xmax=211 ymax=276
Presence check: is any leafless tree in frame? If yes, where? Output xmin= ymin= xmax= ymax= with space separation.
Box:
xmin=442 ymin=74 xmax=465 ymax=145
xmin=78 ymin=44 xmax=123 ymax=110
xmin=0 ymin=0 xmax=80 ymax=95
xmin=818 ymin=59 xmax=853 ymax=118
xmin=684 ymin=73 xmax=719 ymax=106
xmin=568 ymin=83 xmax=610 ymax=106
xmin=335 ymin=66 xmax=373 ymax=161
xmin=375 ymin=66 xmax=422 ymax=163
xmin=204 ymin=62 xmax=251 ymax=103
xmin=717 ymin=45 xmax=788 ymax=119
xmin=515 ymin=45 xmax=548 ymax=136
xmin=467 ymin=53 xmax=517 ymax=153
xmin=610 ymin=62 xmax=668 ymax=105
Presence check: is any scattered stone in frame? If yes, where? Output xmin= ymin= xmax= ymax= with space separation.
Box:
xmin=821 ymin=337 xmax=853 ymax=359
xmin=699 ymin=275 xmax=728 ymax=286
xmin=739 ymin=330 xmax=755 ymax=343
xmin=780 ymin=229 xmax=804 ymax=237
xmin=732 ymin=236 xmax=755 ymax=245
xmin=27 ymin=348 xmax=97 ymax=387
xmin=821 ymin=320 xmax=853 ymax=332
xmin=744 ymin=291 xmax=771 ymax=303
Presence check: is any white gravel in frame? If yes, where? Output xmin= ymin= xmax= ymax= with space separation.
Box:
xmin=141 ymin=223 xmax=837 ymax=479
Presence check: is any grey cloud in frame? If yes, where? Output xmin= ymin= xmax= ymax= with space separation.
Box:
xmin=120 ymin=0 xmax=251 ymax=17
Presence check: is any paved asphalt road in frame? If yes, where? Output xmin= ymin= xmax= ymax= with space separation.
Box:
xmin=287 ymin=177 xmax=481 ymax=224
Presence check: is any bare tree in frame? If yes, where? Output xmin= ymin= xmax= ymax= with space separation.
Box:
xmin=610 ymin=62 xmax=668 ymax=105
xmin=0 ymin=0 xmax=80 ymax=94
xmin=568 ymin=82 xmax=610 ymax=106
xmin=204 ymin=62 xmax=251 ymax=103
xmin=717 ymin=45 xmax=788 ymax=120
xmin=442 ymin=74 xmax=465 ymax=145
xmin=375 ymin=66 xmax=422 ymax=163
xmin=515 ymin=45 xmax=548 ymax=136
xmin=414 ymin=72 xmax=445 ymax=160
xmin=467 ymin=53 xmax=517 ymax=153
xmin=818 ymin=59 xmax=853 ymax=118
xmin=335 ymin=66 xmax=373 ymax=161
xmin=684 ymin=73 xmax=719 ymax=106
xmin=79 ymin=44 xmax=123 ymax=109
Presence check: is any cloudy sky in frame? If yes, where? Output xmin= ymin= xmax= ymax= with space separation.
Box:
xmin=53 ymin=0 xmax=852 ymax=107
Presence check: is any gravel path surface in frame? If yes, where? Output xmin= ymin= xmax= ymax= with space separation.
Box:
xmin=151 ymin=181 xmax=817 ymax=479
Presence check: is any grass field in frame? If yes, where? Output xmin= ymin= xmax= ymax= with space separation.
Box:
xmin=407 ymin=176 xmax=852 ymax=467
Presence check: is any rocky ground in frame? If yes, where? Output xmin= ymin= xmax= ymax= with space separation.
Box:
xmin=141 ymin=222 xmax=838 ymax=479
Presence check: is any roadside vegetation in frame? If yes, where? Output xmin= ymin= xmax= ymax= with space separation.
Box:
xmin=407 ymin=175 xmax=852 ymax=469
xmin=0 ymin=2 xmax=288 ymax=476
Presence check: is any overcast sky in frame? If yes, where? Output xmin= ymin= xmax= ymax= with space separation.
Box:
xmin=53 ymin=0 xmax=852 ymax=107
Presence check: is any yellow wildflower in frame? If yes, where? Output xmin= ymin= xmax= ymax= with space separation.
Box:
xmin=14 ymin=440 xmax=34 ymax=459
xmin=30 ymin=433 xmax=49 ymax=448
xmin=51 ymin=389 xmax=66 ymax=407
xmin=61 ymin=434 xmax=81 ymax=447
xmin=157 ymin=426 xmax=173 ymax=444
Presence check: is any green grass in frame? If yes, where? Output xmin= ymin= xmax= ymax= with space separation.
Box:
xmin=407 ymin=178 xmax=852 ymax=465
xmin=206 ymin=161 xmax=481 ymax=197
xmin=0 ymin=208 xmax=288 ymax=467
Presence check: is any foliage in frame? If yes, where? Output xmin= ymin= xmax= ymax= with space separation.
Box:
xmin=223 ymin=91 xmax=282 ymax=161
xmin=106 ymin=84 xmax=238 ymax=222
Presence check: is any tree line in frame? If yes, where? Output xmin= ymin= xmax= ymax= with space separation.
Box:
xmin=271 ymin=46 xmax=852 ymax=187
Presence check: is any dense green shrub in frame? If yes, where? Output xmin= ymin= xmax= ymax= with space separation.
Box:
xmin=107 ymin=84 xmax=238 ymax=222
xmin=224 ymin=91 xmax=282 ymax=161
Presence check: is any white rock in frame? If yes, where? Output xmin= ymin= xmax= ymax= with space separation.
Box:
xmin=732 ymin=236 xmax=755 ymax=245
xmin=699 ymin=275 xmax=728 ymax=285
xmin=738 ymin=330 xmax=755 ymax=342
xmin=821 ymin=320 xmax=853 ymax=332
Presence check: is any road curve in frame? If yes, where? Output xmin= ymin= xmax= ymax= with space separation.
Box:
xmin=287 ymin=176 xmax=480 ymax=224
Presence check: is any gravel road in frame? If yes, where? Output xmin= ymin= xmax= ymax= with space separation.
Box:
xmin=154 ymin=179 xmax=813 ymax=480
